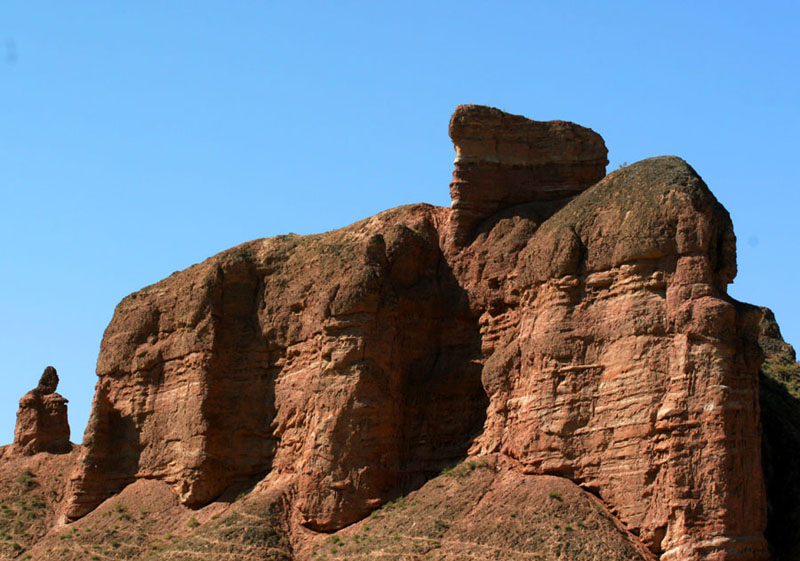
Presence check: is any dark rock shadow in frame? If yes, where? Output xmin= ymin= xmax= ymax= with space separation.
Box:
xmin=761 ymin=372 xmax=800 ymax=560
xmin=397 ymin=250 xmax=488 ymax=494
xmin=194 ymin=258 xmax=279 ymax=506
xmin=66 ymin=395 xmax=144 ymax=519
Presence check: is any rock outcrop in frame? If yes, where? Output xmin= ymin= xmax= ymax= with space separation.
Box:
xmin=12 ymin=366 xmax=71 ymax=456
xmin=61 ymin=106 xmax=771 ymax=560
xmin=66 ymin=210 xmax=487 ymax=531
xmin=448 ymin=105 xmax=608 ymax=245
xmin=462 ymin=157 xmax=765 ymax=560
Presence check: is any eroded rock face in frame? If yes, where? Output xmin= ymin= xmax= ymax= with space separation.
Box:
xmin=66 ymin=207 xmax=487 ymax=529
xmin=66 ymin=106 xmax=768 ymax=560
xmin=463 ymin=158 xmax=766 ymax=560
xmin=13 ymin=366 xmax=71 ymax=456
xmin=448 ymin=104 xmax=608 ymax=245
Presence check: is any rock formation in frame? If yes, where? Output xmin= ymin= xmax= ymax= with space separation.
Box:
xmin=448 ymin=104 xmax=608 ymax=245
xmin=462 ymin=157 xmax=765 ymax=560
xmin=65 ymin=212 xmax=488 ymax=530
xmin=58 ymin=105 xmax=773 ymax=560
xmin=12 ymin=366 xmax=71 ymax=456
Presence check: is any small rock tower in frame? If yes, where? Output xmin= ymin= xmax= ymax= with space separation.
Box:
xmin=12 ymin=366 xmax=71 ymax=455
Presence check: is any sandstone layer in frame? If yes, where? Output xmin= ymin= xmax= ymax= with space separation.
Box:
xmin=61 ymin=106 xmax=770 ymax=560
xmin=462 ymin=157 xmax=765 ymax=560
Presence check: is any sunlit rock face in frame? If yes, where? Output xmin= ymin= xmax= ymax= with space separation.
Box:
xmin=464 ymin=156 xmax=766 ymax=560
xmin=447 ymin=104 xmax=608 ymax=245
xmin=65 ymin=106 xmax=768 ymax=560
xmin=13 ymin=366 xmax=71 ymax=456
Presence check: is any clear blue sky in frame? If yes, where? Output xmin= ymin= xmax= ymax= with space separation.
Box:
xmin=1 ymin=2 xmax=798 ymax=445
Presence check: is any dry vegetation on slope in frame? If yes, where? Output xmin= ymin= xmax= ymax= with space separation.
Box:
xmin=0 ymin=446 xmax=79 ymax=560
xmin=21 ymin=478 xmax=292 ymax=561
xmin=300 ymin=457 xmax=653 ymax=561
xmin=9 ymin=457 xmax=654 ymax=561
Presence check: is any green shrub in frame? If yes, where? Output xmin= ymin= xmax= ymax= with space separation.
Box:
xmin=440 ymin=459 xmax=490 ymax=478
xmin=29 ymin=497 xmax=45 ymax=510
xmin=16 ymin=470 xmax=36 ymax=490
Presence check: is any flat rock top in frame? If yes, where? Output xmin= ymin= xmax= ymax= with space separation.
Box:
xmin=449 ymin=104 xmax=608 ymax=165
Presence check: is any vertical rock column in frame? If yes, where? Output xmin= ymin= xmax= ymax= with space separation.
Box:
xmin=12 ymin=366 xmax=71 ymax=455
xmin=448 ymin=104 xmax=608 ymax=245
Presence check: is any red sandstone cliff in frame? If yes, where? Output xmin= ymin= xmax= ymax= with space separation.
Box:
xmin=34 ymin=105 xmax=773 ymax=560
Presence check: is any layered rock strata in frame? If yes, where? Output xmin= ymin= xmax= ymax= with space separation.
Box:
xmin=66 ymin=210 xmax=487 ymax=530
xmin=463 ymin=158 xmax=766 ymax=560
xmin=65 ymin=106 xmax=768 ymax=560
xmin=448 ymin=104 xmax=608 ymax=245
xmin=12 ymin=366 xmax=71 ymax=456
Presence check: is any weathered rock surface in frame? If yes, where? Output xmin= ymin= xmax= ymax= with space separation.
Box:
xmin=57 ymin=105 xmax=773 ymax=560
xmin=463 ymin=157 xmax=766 ymax=560
xmin=448 ymin=104 xmax=608 ymax=245
xmin=66 ymin=207 xmax=487 ymax=533
xmin=11 ymin=366 xmax=71 ymax=456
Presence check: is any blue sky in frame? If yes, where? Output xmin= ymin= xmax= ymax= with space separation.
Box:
xmin=1 ymin=2 xmax=798 ymax=445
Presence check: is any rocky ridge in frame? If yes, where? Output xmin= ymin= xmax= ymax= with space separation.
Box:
xmin=1 ymin=105 xmax=795 ymax=561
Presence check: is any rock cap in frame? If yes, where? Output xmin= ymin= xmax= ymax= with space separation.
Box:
xmin=35 ymin=365 xmax=59 ymax=395
xmin=449 ymin=104 xmax=608 ymax=166
xmin=448 ymin=104 xmax=608 ymax=245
